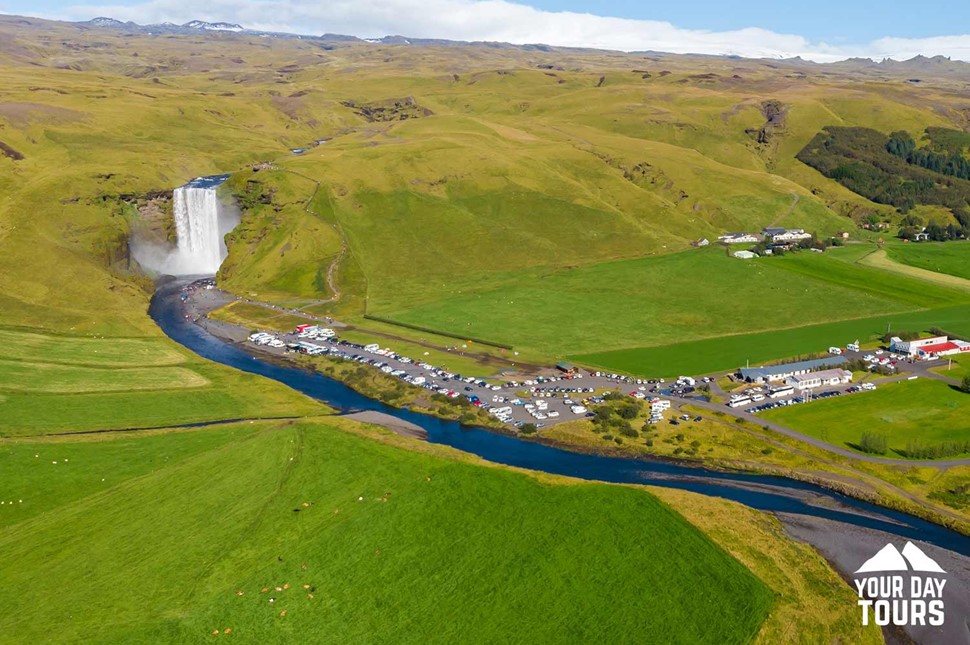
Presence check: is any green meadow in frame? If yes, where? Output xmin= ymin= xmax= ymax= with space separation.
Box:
xmin=886 ymin=241 xmax=970 ymax=281
xmin=0 ymin=329 xmax=324 ymax=436
xmin=370 ymin=247 xmax=970 ymax=370
xmin=574 ymin=304 xmax=970 ymax=377
xmin=762 ymin=379 xmax=970 ymax=458
xmin=0 ymin=420 xmax=773 ymax=644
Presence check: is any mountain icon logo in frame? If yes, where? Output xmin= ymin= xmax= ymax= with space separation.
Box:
xmin=855 ymin=541 xmax=946 ymax=574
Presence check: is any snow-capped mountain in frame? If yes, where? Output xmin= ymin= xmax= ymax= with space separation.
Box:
xmin=88 ymin=17 xmax=127 ymax=27
xmin=182 ymin=20 xmax=244 ymax=32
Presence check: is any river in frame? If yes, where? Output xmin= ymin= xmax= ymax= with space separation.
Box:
xmin=150 ymin=280 xmax=970 ymax=644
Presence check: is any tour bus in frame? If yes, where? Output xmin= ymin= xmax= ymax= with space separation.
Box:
xmin=768 ymin=386 xmax=795 ymax=398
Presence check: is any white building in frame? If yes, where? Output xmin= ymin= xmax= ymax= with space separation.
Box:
xmin=762 ymin=227 xmax=812 ymax=243
xmin=891 ymin=336 xmax=946 ymax=356
xmin=718 ymin=232 xmax=760 ymax=244
xmin=786 ymin=369 xmax=852 ymax=390
xmin=733 ymin=250 xmax=757 ymax=260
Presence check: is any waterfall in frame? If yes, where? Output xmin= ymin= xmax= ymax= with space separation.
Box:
xmin=155 ymin=175 xmax=239 ymax=275
xmin=173 ymin=183 xmax=224 ymax=275
xmin=131 ymin=173 xmax=240 ymax=277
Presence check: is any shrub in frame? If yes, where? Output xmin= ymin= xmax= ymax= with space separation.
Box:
xmin=617 ymin=403 xmax=640 ymax=420
xmin=617 ymin=421 xmax=638 ymax=438
xmin=859 ymin=432 xmax=888 ymax=455
xmin=905 ymin=439 xmax=970 ymax=459
xmin=961 ymin=375 xmax=970 ymax=394
xmin=520 ymin=423 xmax=538 ymax=435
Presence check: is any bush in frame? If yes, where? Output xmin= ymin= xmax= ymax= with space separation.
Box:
xmin=961 ymin=375 xmax=970 ymax=394
xmin=520 ymin=423 xmax=538 ymax=435
xmin=617 ymin=403 xmax=640 ymax=420
xmin=859 ymin=432 xmax=888 ymax=455
xmin=904 ymin=439 xmax=970 ymax=459
xmin=616 ymin=421 xmax=638 ymax=438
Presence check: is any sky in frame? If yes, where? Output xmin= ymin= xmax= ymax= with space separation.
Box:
xmin=4 ymin=0 xmax=970 ymax=62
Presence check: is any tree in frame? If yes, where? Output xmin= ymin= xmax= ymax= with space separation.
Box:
xmin=520 ymin=423 xmax=538 ymax=435
xmin=900 ymin=213 xmax=924 ymax=227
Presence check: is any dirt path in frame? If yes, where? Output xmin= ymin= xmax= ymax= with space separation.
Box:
xmin=279 ymin=169 xmax=349 ymax=306
xmin=766 ymin=192 xmax=799 ymax=228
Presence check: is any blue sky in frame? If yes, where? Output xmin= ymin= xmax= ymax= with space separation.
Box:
xmin=524 ymin=0 xmax=970 ymax=42
xmin=6 ymin=0 xmax=970 ymax=61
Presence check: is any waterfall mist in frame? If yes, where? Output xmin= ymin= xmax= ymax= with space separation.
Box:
xmin=132 ymin=174 xmax=240 ymax=277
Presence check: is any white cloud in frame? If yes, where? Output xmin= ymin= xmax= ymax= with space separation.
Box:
xmin=49 ymin=0 xmax=970 ymax=63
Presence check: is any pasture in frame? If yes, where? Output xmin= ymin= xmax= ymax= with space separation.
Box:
xmin=887 ymin=241 xmax=970 ymax=282
xmin=0 ymin=419 xmax=775 ymax=644
xmin=762 ymin=379 xmax=970 ymax=458
xmin=575 ymin=304 xmax=970 ymax=376
xmin=0 ymin=330 xmax=325 ymax=436
xmin=377 ymin=249 xmax=927 ymax=359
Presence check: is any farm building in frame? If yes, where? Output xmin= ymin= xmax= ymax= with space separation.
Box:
xmin=762 ymin=227 xmax=812 ymax=243
xmin=556 ymin=362 xmax=579 ymax=374
xmin=737 ymin=356 xmax=848 ymax=384
xmin=786 ymin=369 xmax=853 ymax=390
xmin=890 ymin=336 xmax=970 ymax=358
xmin=733 ymin=250 xmax=757 ymax=260
xmin=718 ymin=232 xmax=760 ymax=244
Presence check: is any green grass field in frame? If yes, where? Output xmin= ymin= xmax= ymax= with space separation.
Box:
xmin=0 ymin=330 xmax=326 ymax=436
xmin=886 ymin=241 xmax=970 ymax=281
xmin=762 ymin=379 xmax=970 ymax=458
xmin=376 ymin=248 xmax=942 ymax=358
xmin=0 ymin=329 xmax=186 ymax=366
xmin=0 ymin=419 xmax=773 ymax=643
xmin=932 ymin=353 xmax=969 ymax=380
xmin=0 ymin=359 xmax=209 ymax=393
xmin=574 ymin=304 xmax=970 ymax=376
